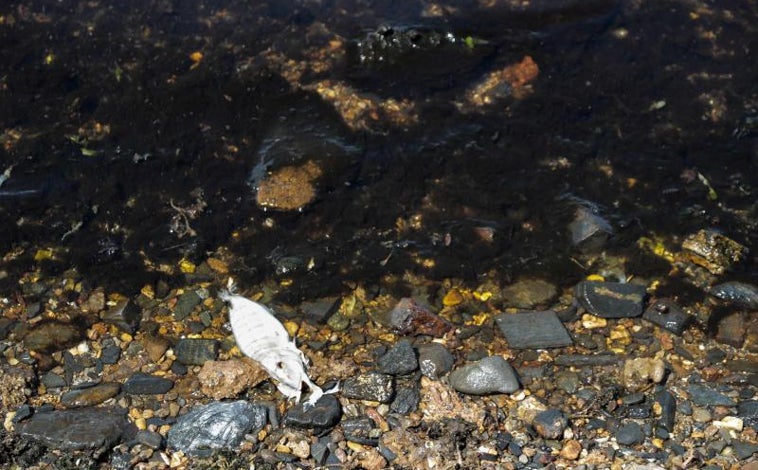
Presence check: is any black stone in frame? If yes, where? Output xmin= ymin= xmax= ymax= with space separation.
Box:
xmin=167 ymin=401 xmax=267 ymax=456
xmin=656 ymin=390 xmax=676 ymax=432
xmin=643 ymin=298 xmax=693 ymax=335
xmin=40 ymin=372 xmax=67 ymax=389
xmin=391 ymin=386 xmax=420 ymax=414
xmin=342 ymin=372 xmax=395 ymax=403
xmin=495 ymin=311 xmax=573 ymax=349
xmin=300 ymin=297 xmax=340 ymax=324
xmin=283 ymin=394 xmax=342 ymax=430
xmin=173 ymin=291 xmax=202 ymax=320
xmin=417 ymin=343 xmax=455 ymax=379
xmin=616 ymin=422 xmax=645 ymax=446
xmin=738 ymin=400 xmax=758 ymax=431
xmin=15 ymin=407 xmax=133 ymax=450
xmin=687 ymin=384 xmax=736 ymax=406
xmin=174 ymin=338 xmax=219 ymax=365
xmin=532 ymin=409 xmax=567 ymax=439
xmin=135 ymin=430 xmax=163 ymax=449
xmin=342 ymin=417 xmax=376 ymax=443
xmin=709 ymin=282 xmax=758 ymax=309
xmin=575 ymin=281 xmax=647 ymax=318
xmin=12 ymin=404 xmax=32 ymax=423
xmin=100 ymin=345 xmax=121 ymax=364
xmin=122 ymin=373 xmax=173 ymax=395
xmin=378 ymin=340 xmax=418 ymax=375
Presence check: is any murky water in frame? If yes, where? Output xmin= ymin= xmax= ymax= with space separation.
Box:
xmin=0 ymin=0 xmax=755 ymax=299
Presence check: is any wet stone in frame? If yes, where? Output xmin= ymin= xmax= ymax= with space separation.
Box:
xmin=197 ymin=359 xmax=268 ymax=400
xmin=41 ymin=372 xmax=67 ymax=389
xmin=15 ymin=407 xmax=132 ymax=450
xmin=656 ymin=390 xmax=677 ymax=432
xmin=174 ymin=338 xmax=219 ymax=365
xmin=417 ymin=343 xmax=455 ymax=379
xmin=495 ymin=311 xmax=573 ymax=349
xmin=386 ymin=298 xmax=452 ymax=337
xmin=342 ymin=417 xmax=376 ymax=443
xmin=532 ymin=409 xmax=568 ymax=439
xmin=342 ymin=372 xmax=395 ymax=403
xmin=391 ymin=386 xmax=421 ymax=414
xmin=732 ymin=440 xmax=758 ymax=460
xmin=709 ymin=281 xmax=758 ymax=309
xmin=300 ymin=297 xmax=340 ymax=323
xmin=283 ymin=394 xmax=342 ymax=430
xmin=60 ymin=382 xmax=120 ymax=408
xmin=22 ymin=320 xmax=84 ymax=354
xmin=688 ymin=384 xmax=736 ymax=407
xmin=12 ymin=404 xmax=32 ymax=423
xmin=167 ymin=401 xmax=267 ymax=456
xmin=615 ymin=422 xmax=645 ymax=446
xmin=500 ymin=279 xmax=558 ymax=309
xmin=0 ymin=317 xmax=16 ymax=340
xmin=569 ymin=206 xmax=613 ymax=252
xmin=142 ymin=335 xmax=170 ymax=363
xmin=100 ymin=344 xmax=121 ymax=364
xmin=715 ymin=311 xmax=746 ymax=347
xmin=575 ymin=281 xmax=647 ymax=318
xmin=554 ymin=371 xmax=580 ymax=394
xmin=643 ymin=298 xmax=693 ymax=335
xmin=378 ymin=340 xmax=418 ymax=376
xmin=135 ymin=429 xmax=163 ymax=449
xmin=681 ymin=229 xmax=748 ymax=275
xmin=101 ymin=299 xmax=142 ymax=334
xmin=173 ymin=291 xmax=202 ymax=321
xmin=448 ymin=356 xmax=520 ymax=395
xmin=738 ymin=400 xmax=758 ymax=431
xmin=554 ymin=353 xmax=621 ymax=367
xmin=122 ymin=373 xmax=173 ymax=395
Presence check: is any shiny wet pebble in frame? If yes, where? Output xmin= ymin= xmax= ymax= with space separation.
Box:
xmin=448 ymin=356 xmax=520 ymax=395
xmin=532 ymin=408 xmax=568 ymax=439
xmin=642 ymin=298 xmax=692 ymax=335
xmin=417 ymin=343 xmax=454 ymax=379
xmin=174 ymin=338 xmax=219 ymax=365
xmin=342 ymin=372 xmax=395 ymax=403
xmin=22 ymin=321 xmax=84 ymax=354
xmin=283 ymin=394 xmax=342 ymax=430
xmin=60 ymin=383 xmax=120 ymax=408
xmin=101 ymin=299 xmax=141 ymax=334
xmin=575 ymin=281 xmax=647 ymax=318
xmin=387 ymin=298 xmax=451 ymax=337
xmin=615 ymin=422 xmax=645 ymax=446
xmin=135 ymin=429 xmax=163 ymax=449
xmin=495 ymin=311 xmax=573 ymax=349
xmin=122 ymin=373 xmax=173 ymax=395
xmin=167 ymin=401 xmax=267 ymax=456
xmin=16 ymin=407 xmax=133 ymax=450
xmin=709 ymin=281 xmax=758 ymax=309
xmin=378 ymin=340 xmax=418 ymax=376
xmin=738 ymin=400 xmax=758 ymax=431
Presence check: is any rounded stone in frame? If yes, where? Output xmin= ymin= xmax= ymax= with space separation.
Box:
xmin=532 ymin=408 xmax=568 ymax=439
xmin=417 ymin=343 xmax=455 ymax=380
xmin=616 ymin=422 xmax=645 ymax=446
xmin=378 ymin=340 xmax=418 ymax=376
xmin=448 ymin=356 xmax=520 ymax=395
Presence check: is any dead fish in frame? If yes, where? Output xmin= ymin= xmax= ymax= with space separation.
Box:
xmin=219 ymin=279 xmax=335 ymax=407
xmin=709 ymin=281 xmax=758 ymax=310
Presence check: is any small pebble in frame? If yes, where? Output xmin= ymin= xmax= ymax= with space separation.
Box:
xmin=60 ymin=383 xmax=121 ymax=408
xmin=575 ymin=281 xmax=647 ymax=318
xmin=377 ymin=340 xmax=418 ymax=376
xmin=495 ymin=311 xmax=573 ymax=349
xmin=174 ymin=338 xmax=219 ymax=366
xmin=416 ymin=343 xmax=455 ymax=379
xmin=532 ymin=408 xmax=567 ymax=439
xmin=448 ymin=356 xmax=520 ymax=395
xmin=390 ymin=386 xmax=420 ymax=414
xmin=687 ymin=384 xmax=736 ymax=406
xmin=122 ymin=373 xmax=173 ymax=395
xmin=342 ymin=372 xmax=395 ymax=403
xmin=713 ymin=416 xmax=743 ymax=432
xmin=560 ymin=439 xmax=582 ymax=460
xmin=615 ymin=422 xmax=645 ymax=446
xmin=692 ymin=407 xmax=712 ymax=423
xmin=283 ymin=394 xmax=342 ymax=430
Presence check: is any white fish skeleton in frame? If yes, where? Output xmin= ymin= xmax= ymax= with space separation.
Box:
xmin=219 ymin=281 xmax=333 ymax=408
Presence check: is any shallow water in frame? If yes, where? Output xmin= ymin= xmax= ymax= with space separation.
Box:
xmin=0 ymin=0 xmax=755 ymax=300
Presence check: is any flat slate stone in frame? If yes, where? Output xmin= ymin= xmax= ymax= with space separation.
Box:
xmin=575 ymin=281 xmax=647 ymax=318
xmin=687 ymin=384 xmax=736 ymax=407
xmin=16 ymin=407 xmax=133 ymax=450
xmin=284 ymin=394 xmax=342 ymax=430
xmin=643 ymin=298 xmax=693 ymax=335
xmin=495 ymin=311 xmax=573 ymax=349
xmin=174 ymin=338 xmax=219 ymax=365
xmin=122 ymin=373 xmax=173 ymax=395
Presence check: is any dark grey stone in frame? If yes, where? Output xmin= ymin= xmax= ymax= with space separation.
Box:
xmin=173 ymin=291 xmax=202 ymax=320
xmin=417 ymin=343 xmax=455 ymax=379
xmin=656 ymin=390 xmax=676 ymax=432
xmin=342 ymin=417 xmax=376 ymax=443
xmin=732 ymin=440 xmax=758 ymax=460
xmin=15 ymin=407 xmax=133 ymax=450
xmin=300 ymin=297 xmax=340 ymax=323
xmin=342 ymin=372 xmax=395 ymax=403
xmin=101 ymin=299 xmax=142 ymax=334
xmin=616 ymin=422 xmax=645 ymax=446
xmin=643 ymin=298 xmax=693 ymax=335
xmin=554 ymin=354 xmax=622 ymax=367
xmin=0 ymin=317 xmax=16 ymax=340
xmin=135 ymin=429 xmax=163 ymax=449
xmin=495 ymin=311 xmax=573 ymax=349
xmin=167 ymin=401 xmax=267 ymax=456
xmin=448 ymin=356 xmax=520 ymax=395
xmin=100 ymin=345 xmax=121 ymax=364
xmin=569 ymin=206 xmax=613 ymax=251
xmin=554 ymin=371 xmax=581 ymax=394
xmin=122 ymin=373 xmax=173 ymax=395
xmin=283 ymin=394 xmax=342 ymax=430
xmin=738 ymin=400 xmax=758 ymax=431
xmin=709 ymin=282 xmax=758 ymax=309
xmin=391 ymin=386 xmax=420 ymax=414
xmin=41 ymin=372 xmax=67 ymax=389
xmin=12 ymin=404 xmax=32 ymax=423
xmin=575 ymin=281 xmax=647 ymax=318
xmin=378 ymin=340 xmax=418 ymax=376
xmin=687 ymin=384 xmax=736 ymax=406
xmin=532 ymin=409 xmax=567 ymax=439
xmin=174 ymin=338 xmax=219 ymax=365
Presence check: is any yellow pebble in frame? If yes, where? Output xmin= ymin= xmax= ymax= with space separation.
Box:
xmin=206 ymin=257 xmax=228 ymax=273
xmin=581 ymin=314 xmax=607 ymax=329
xmin=346 ymin=441 xmax=365 ymax=452
xmin=178 ymin=258 xmax=196 ymax=274
xmin=120 ymin=332 xmax=133 ymax=344
xmin=141 ymin=284 xmax=155 ymax=299
xmin=586 ymin=274 xmax=605 ymax=282
xmin=443 ymin=289 xmax=464 ymax=306
xmin=473 ymin=291 xmax=492 ymax=302
xmin=135 ymin=417 xmax=147 ymax=430
xmin=34 ymin=248 xmax=54 ymax=261
xmin=283 ymin=320 xmax=299 ymax=337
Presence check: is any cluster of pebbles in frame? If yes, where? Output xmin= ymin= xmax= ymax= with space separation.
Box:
xmin=1 ymin=238 xmax=756 ymax=469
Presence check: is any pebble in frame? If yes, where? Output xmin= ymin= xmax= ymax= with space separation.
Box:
xmin=622 ymin=358 xmax=666 ymax=389
xmin=692 ymin=407 xmax=712 ymax=423
xmin=41 ymin=372 xmax=67 ymax=389
xmin=495 ymin=311 xmax=573 ymax=349
xmin=532 ymin=409 xmax=568 ymax=439
xmin=713 ymin=416 xmax=743 ymax=432
xmin=141 ymin=335 xmax=170 ymax=363
xmin=554 ymin=371 xmax=581 ymax=394
xmin=615 ymin=422 xmax=645 ymax=446
xmin=16 ymin=407 xmax=133 ymax=450
xmin=122 ymin=373 xmax=173 ymax=395
xmin=709 ymin=281 xmax=758 ymax=309
xmin=0 ymin=317 xmax=16 ymax=340
xmin=738 ymin=400 xmax=758 ymax=431
xmin=60 ymin=383 xmax=121 ymax=408
xmin=134 ymin=429 xmax=163 ymax=449
xmin=12 ymin=404 xmax=32 ymax=423
xmin=448 ymin=356 xmax=520 ymax=395
xmin=101 ymin=299 xmax=142 ymax=334
xmin=642 ymin=298 xmax=693 ymax=335
xmin=391 ymin=386 xmax=421 ymax=414
xmin=560 ymin=439 xmax=582 ymax=460
xmin=554 ymin=354 xmax=621 ymax=367
xmin=300 ymin=297 xmax=340 ymax=323
xmin=569 ymin=206 xmax=613 ymax=251
xmin=167 ymin=401 xmax=267 ymax=456
xmin=22 ymin=320 xmax=84 ymax=354
xmin=656 ymin=389 xmax=676 ymax=432
xmin=687 ymin=384 xmax=736 ymax=406
xmin=100 ymin=344 xmax=121 ymax=364
xmin=715 ymin=312 xmax=746 ymax=347
xmin=732 ymin=440 xmax=758 ymax=460
xmin=386 ymin=298 xmax=452 ymax=337
xmin=197 ymin=359 xmax=268 ymax=400
xmin=416 ymin=343 xmax=455 ymax=379
xmin=342 ymin=372 xmax=395 ymax=403
xmin=342 ymin=416 xmax=376 ymax=443
xmin=283 ymin=394 xmax=342 ymax=430
xmin=173 ymin=290 xmax=202 ymax=320
xmin=500 ymin=279 xmax=557 ymax=309
xmin=174 ymin=338 xmax=219 ymax=365
xmin=575 ymin=281 xmax=647 ymax=318
xmin=377 ymin=340 xmax=418 ymax=376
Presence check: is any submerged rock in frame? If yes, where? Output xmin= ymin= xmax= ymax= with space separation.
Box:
xmin=166 ymin=401 xmax=267 ymax=456
xmin=342 ymin=372 xmax=395 ymax=403
xmin=377 ymin=340 xmax=418 ymax=376
xmin=643 ymin=298 xmax=693 ymax=335
xmin=575 ymin=281 xmax=647 ymax=318
xmin=283 ymin=394 xmax=342 ymax=430
xmin=495 ymin=311 xmax=573 ymax=349
xmin=255 ymin=160 xmax=322 ymax=211
xmin=23 ymin=320 xmax=85 ymax=354
xmin=15 ymin=407 xmax=133 ymax=450
xmin=385 ymin=298 xmax=452 ymax=337
xmin=680 ymin=229 xmax=748 ymax=275
xmin=448 ymin=356 xmax=520 ymax=395
xmin=709 ymin=281 xmax=758 ymax=309
xmin=417 ymin=343 xmax=455 ymax=379
xmin=60 ymin=383 xmax=120 ymax=408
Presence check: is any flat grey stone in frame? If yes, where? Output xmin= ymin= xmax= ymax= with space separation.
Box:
xmin=283 ymin=394 xmax=341 ymax=430
xmin=123 ymin=373 xmax=173 ymax=395
xmin=174 ymin=338 xmax=219 ymax=365
xmin=167 ymin=401 xmax=267 ymax=456
xmin=575 ymin=281 xmax=646 ymax=318
xmin=448 ymin=356 xmax=520 ymax=395
xmin=738 ymin=400 xmax=758 ymax=431
xmin=173 ymin=291 xmax=202 ymax=320
xmin=554 ymin=354 xmax=622 ymax=367
xmin=643 ymin=298 xmax=693 ymax=335
xmin=616 ymin=422 xmax=645 ymax=446
xmin=687 ymin=384 xmax=736 ymax=407
xmin=15 ymin=407 xmax=132 ymax=450
xmin=495 ymin=311 xmax=573 ymax=349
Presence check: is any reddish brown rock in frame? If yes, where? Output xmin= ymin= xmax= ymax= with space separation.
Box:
xmin=387 ymin=298 xmax=452 ymax=337
xmin=255 ymin=160 xmax=322 ymax=211
xmin=197 ymin=358 xmax=268 ymax=400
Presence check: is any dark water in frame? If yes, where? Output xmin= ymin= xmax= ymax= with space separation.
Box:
xmin=0 ymin=0 xmax=755 ymax=300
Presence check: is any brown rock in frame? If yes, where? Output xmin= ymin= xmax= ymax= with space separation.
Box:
xmin=197 ymin=358 xmax=268 ymax=400
xmin=386 ymin=298 xmax=452 ymax=337
xmin=560 ymin=439 xmax=582 ymax=460
xmin=501 ymin=278 xmax=557 ymax=309
xmin=23 ymin=320 xmax=84 ymax=353
xmin=680 ymin=229 xmax=747 ymax=275
xmin=142 ymin=335 xmax=170 ymax=363
xmin=256 ymin=160 xmax=322 ymax=211
xmin=60 ymin=383 xmax=120 ymax=408
xmin=715 ymin=311 xmax=745 ymax=348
